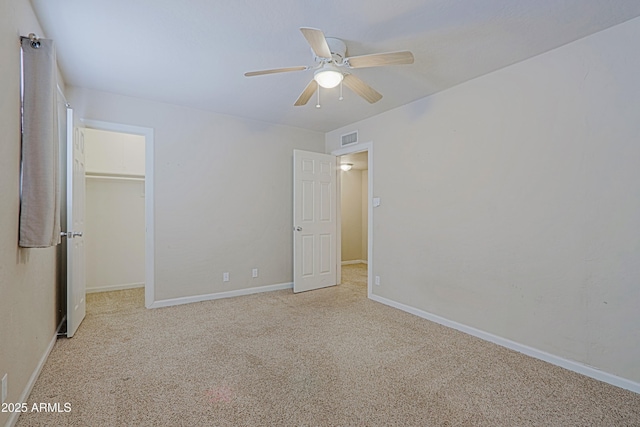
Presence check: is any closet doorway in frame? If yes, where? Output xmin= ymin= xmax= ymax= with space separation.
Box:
xmin=82 ymin=119 xmax=155 ymax=308
xmin=83 ymin=127 xmax=147 ymax=300
xmin=83 ymin=120 xmax=154 ymax=307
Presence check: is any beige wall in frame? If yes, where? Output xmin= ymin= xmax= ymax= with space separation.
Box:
xmin=340 ymin=168 xmax=369 ymax=263
xmin=85 ymin=178 xmax=145 ymax=291
xmin=0 ymin=1 xmax=59 ymax=425
xmin=84 ymin=128 xmax=146 ymax=176
xmin=340 ymin=169 xmax=363 ymax=262
xmin=68 ymin=87 xmax=325 ymax=302
xmin=327 ymin=17 xmax=640 ymax=384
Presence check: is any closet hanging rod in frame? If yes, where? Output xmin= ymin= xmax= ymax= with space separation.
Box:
xmin=19 ymin=33 xmax=41 ymax=49
xmin=85 ymin=173 xmax=145 ymax=182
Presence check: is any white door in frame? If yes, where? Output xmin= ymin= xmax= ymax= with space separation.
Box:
xmin=66 ymin=112 xmax=86 ymax=337
xmin=293 ymin=150 xmax=337 ymax=293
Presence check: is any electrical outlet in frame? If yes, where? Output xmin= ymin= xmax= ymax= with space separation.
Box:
xmin=252 ymin=268 xmax=258 ymax=278
xmin=2 ymin=373 xmax=7 ymax=404
xmin=375 ymin=276 xmax=380 ymax=286
xmin=223 ymin=272 xmax=229 ymax=282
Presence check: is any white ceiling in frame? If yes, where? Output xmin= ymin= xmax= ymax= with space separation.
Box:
xmin=340 ymin=152 xmax=368 ymax=171
xmin=31 ymin=0 xmax=640 ymax=133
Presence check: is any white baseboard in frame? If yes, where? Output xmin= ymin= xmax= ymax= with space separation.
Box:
xmin=86 ymin=282 xmax=144 ymax=293
xmin=148 ymin=282 xmax=293 ymax=309
xmin=341 ymin=260 xmax=368 ymax=265
xmin=7 ymin=325 xmax=61 ymax=427
xmin=369 ymin=293 xmax=640 ymax=395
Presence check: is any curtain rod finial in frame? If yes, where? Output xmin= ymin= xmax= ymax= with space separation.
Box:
xmin=29 ymin=34 xmax=41 ymax=49
xmin=20 ymin=33 xmax=41 ymax=49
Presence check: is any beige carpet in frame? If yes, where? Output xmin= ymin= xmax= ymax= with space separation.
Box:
xmin=17 ymin=264 xmax=640 ymax=426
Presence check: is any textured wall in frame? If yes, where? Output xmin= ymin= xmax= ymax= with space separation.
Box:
xmin=0 ymin=1 xmax=58 ymax=426
xmin=340 ymin=169 xmax=363 ymax=262
xmin=326 ymin=17 xmax=640 ymax=384
xmin=85 ymin=178 xmax=146 ymax=291
xmin=68 ymin=87 xmax=325 ymax=302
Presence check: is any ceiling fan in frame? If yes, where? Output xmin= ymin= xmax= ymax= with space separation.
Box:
xmin=244 ymin=27 xmax=414 ymax=106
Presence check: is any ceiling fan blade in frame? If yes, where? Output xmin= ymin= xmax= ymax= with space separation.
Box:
xmin=300 ymin=27 xmax=332 ymax=59
xmin=342 ymin=74 xmax=382 ymax=104
xmin=244 ymin=66 xmax=308 ymax=77
xmin=346 ymin=51 xmax=414 ymax=68
xmin=294 ymin=80 xmax=318 ymax=106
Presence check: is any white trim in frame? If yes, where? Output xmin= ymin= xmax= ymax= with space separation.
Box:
xmin=341 ymin=260 xmax=368 ymax=265
xmin=81 ymin=119 xmax=155 ymax=309
xmin=335 ymin=158 xmax=342 ymax=286
xmin=86 ymin=282 xmax=145 ymax=294
xmin=148 ymin=282 xmax=293 ymax=309
xmin=332 ymin=142 xmax=373 ymax=298
xmin=369 ymin=294 xmax=640 ymax=394
xmin=7 ymin=329 xmax=60 ymax=427
xmin=85 ymin=173 xmax=145 ymax=182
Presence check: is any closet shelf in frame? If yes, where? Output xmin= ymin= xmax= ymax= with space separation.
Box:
xmin=85 ymin=172 xmax=145 ymax=182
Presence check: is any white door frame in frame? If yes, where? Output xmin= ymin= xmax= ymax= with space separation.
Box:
xmin=82 ymin=119 xmax=155 ymax=308
xmin=331 ymin=142 xmax=373 ymax=298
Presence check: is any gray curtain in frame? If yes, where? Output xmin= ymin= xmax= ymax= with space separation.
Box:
xmin=19 ymin=38 xmax=61 ymax=248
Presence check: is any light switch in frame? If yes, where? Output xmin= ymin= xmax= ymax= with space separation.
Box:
xmin=373 ymin=197 xmax=381 ymax=207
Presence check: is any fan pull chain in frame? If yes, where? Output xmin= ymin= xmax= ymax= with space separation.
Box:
xmin=339 ymin=80 xmax=344 ymax=101
xmin=316 ymin=86 xmax=321 ymax=108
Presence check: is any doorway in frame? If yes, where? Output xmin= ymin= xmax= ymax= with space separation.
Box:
xmin=82 ymin=120 xmax=155 ymax=308
xmin=333 ymin=143 xmax=373 ymax=297
xmin=339 ymin=151 xmax=369 ymax=295
xmin=84 ymin=128 xmax=145 ymax=297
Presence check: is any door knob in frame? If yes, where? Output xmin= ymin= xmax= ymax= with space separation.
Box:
xmin=72 ymin=231 xmax=83 ymax=238
xmin=294 ymin=226 xmax=302 ymax=231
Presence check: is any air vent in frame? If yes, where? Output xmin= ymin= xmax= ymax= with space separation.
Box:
xmin=341 ymin=130 xmax=358 ymax=147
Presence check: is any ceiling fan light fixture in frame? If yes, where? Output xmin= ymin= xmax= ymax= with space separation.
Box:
xmin=246 ymin=28 xmax=413 ymax=106
xmin=314 ymin=64 xmax=343 ymax=89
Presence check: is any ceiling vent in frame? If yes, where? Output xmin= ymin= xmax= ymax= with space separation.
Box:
xmin=341 ymin=130 xmax=358 ymax=147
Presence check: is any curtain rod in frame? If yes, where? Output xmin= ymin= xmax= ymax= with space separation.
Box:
xmin=19 ymin=33 xmax=41 ymax=49
xmin=19 ymin=34 xmax=70 ymax=107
